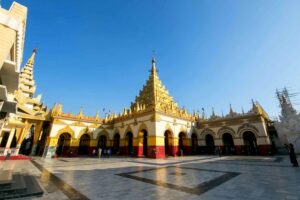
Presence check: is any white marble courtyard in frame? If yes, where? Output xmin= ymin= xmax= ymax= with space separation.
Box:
xmin=1 ymin=155 xmax=299 ymax=200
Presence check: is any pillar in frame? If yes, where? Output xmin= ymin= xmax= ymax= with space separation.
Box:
xmin=30 ymin=122 xmax=43 ymax=156
xmin=234 ymin=138 xmax=244 ymax=155
xmin=5 ymin=128 xmax=16 ymax=155
xmin=16 ymin=123 xmax=31 ymax=154
xmin=136 ymin=136 xmax=144 ymax=157
xmin=14 ymin=128 xmax=22 ymax=155
xmin=43 ymin=137 xmax=58 ymax=158
xmin=146 ymin=136 xmax=165 ymax=158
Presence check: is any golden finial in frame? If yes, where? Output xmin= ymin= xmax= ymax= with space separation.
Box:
xmin=95 ymin=110 xmax=101 ymax=120
xmin=211 ymin=107 xmax=215 ymax=117
xmin=229 ymin=104 xmax=233 ymax=114
xmin=151 ymin=51 xmax=157 ymax=74
xmin=27 ymin=48 xmax=37 ymax=65
xmin=78 ymin=106 xmax=83 ymax=118
xmin=201 ymin=107 xmax=205 ymax=119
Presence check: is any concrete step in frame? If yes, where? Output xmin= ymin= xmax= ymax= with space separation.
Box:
xmin=0 ymin=170 xmax=13 ymax=186
xmin=0 ymin=174 xmax=43 ymax=199
xmin=21 ymin=175 xmax=43 ymax=198
xmin=0 ymin=174 xmax=26 ymax=199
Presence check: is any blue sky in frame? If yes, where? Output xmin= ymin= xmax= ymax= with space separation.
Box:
xmin=3 ymin=0 xmax=300 ymax=118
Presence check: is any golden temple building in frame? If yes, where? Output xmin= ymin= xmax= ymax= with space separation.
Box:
xmin=0 ymin=2 xmax=275 ymax=159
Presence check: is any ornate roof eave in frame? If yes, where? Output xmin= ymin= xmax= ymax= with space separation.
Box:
xmin=52 ymin=115 xmax=103 ymax=124
xmin=6 ymin=118 xmax=25 ymax=128
xmin=104 ymin=108 xmax=195 ymax=125
xmin=198 ymin=112 xmax=263 ymax=124
xmin=17 ymin=113 xmax=45 ymax=121
xmin=104 ymin=108 xmax=155 ymax=124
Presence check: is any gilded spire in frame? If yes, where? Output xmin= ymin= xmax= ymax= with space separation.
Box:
xmin=131 ymin=56 xmax=181 ymax=115
xmin=211 ymin=107 xmax=215 ymax=117
xmin=19 ymin=48 xmax=38 ymax=98
xmin=229 ymin=104 xmax=233 ymax=114
xmin=15 ymin=48 xmax=47 ymax=117
xmin=151 ymin=54 xmax=157 ymax=75
xmin=27 ymin=48 xmax=37 ymax=65
xmin=201 ymin=107 xmax=205 ymax=119
xmin=95 ymin=110 xmax=101 ymax=121
xmin=78 ymin=106 xmax=84 ymax=118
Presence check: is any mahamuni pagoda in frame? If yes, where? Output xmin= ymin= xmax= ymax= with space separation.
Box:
xmin=0 ymin=2 xmax=277 ymax=159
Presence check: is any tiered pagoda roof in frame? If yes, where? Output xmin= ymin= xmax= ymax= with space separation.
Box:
xmin=132 ymin=57 xmax=179 ymax=113
xmin=15 ymin=49 xmax=47 ymax=119
xmin=108 ymin=57 xmax=197 ymax=122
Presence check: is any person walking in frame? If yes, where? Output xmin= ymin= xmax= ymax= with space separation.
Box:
xmin=217 ymin=146 xmax=222 ymax=157
xmin=5 ymin=149 xmax=11 ymax=161
xmin=98 ymin=147 xmax=102 ymax=159
xmin=103 ymin=148 xmax=107 ymax=158
xmin=110 ymin=148 xmax=113 ymax=157
xmin=287 ymin=143 xmax=299 ymax=167
xmin=107 ymin=148 xmax=110 ymax=158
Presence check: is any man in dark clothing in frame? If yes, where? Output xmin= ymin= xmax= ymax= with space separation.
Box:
xmin=287 ymin=143 xmax=299 ymax=167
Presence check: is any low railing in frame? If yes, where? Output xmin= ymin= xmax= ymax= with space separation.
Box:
xmin=0 ymin=148 xmax=18 ymax=156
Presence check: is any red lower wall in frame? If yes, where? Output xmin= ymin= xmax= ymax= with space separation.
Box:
xmin=258 ymin=145 xmax=272 ymax=156
xmin=55 ymin=144 xmax=272 ymax=158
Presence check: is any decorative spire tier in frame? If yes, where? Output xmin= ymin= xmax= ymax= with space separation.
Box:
xmin=132 ymin=56 xmax=179 ymax=113
xmin=15 ymin=48 xmax=47 ymax=117
xmin=19 ymin=48 xmax=37 ymax=98
xmin=124 ymin=56 xmax=193 ymax=120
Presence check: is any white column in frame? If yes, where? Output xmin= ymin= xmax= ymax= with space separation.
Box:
xmin=0 ymin=119 xmax=6 ymax=145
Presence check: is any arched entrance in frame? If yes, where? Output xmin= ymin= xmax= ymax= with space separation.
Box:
xmin=222 ymin=133 xmax=235 ymax=155
xmin=20 ymin=126 xmax=34 ymax=155
xmin=10 ymin=133 xmax=17 ymax=148
xmin=98 ymin=135 xmax=107 ymax=149
xmin=178 ymin=132 xmax=187 ymax=155
xmin=243 ymin=131 xmax=258 ymax=155
xmin=126 ymin=132 xmax=133 ymax=155
xmin=164 ymin=130 xmax=173 ymax=156
xmin=56 ymin=132 xmax=71 ymax=156
xmin=78 ymin=134 xmax=90 ymax=155
xmin=205 ymin=134 xmax=215 ymax=154
xmin=191 ymin=133 xmax=198 ymax=155
xmin=113 ymin=133 xmax=120 ymax=154
xmin=140 ymin=129 xmax=148 ymax=157
xmin=0 ymin=132 xmax=10 ymax=148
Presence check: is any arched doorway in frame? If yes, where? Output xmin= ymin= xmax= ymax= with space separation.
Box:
xmin=139 ymin=129 xmax=148 ymax=157
xmin=178 ymin=132 xmax=186 ymax=155
xmin=126 ymin=132 xmax=133 ymax=155
xmin=20 ymin=125 xmax=34 ymax=155
xmin=191 ymin=133 xmax=198 ymax=155
xmin=10 ymin=134 xmax=17 ymax=148
xmin=243 ymin=131 xmax=258 ymax=155
xmin=205 ymin=134 xmax=215 ymax=154
xmin=222 ymin=133 xmax=235 ymax=155
xmin=164 ymin=130 xmax=173 ymax=156
xmin=0 ymin=132 xmax=10 ymax=148
xmin=98 ymin=135 xmax=107 ymax=149
xmin=113 ymin=133 xmax=120 ymax=154
xmin=56 ymin=132 xmax=71 ymax=156
xmin=78 ymin=134 xmax=90 ymax=155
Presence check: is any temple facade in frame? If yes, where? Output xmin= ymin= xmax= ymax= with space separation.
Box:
xmin=0 ymin=2 xmax=274 ymax=159
xmin=39 ymin=57 xmax=273 ymax=158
